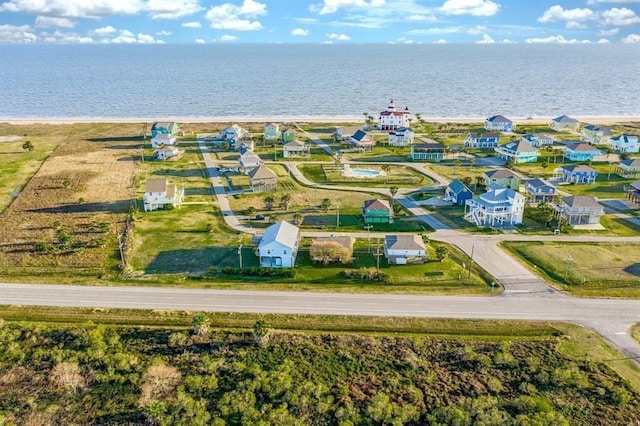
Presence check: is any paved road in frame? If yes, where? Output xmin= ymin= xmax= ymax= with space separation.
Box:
xmin=1 ymin=283 xmax=639 ymax=362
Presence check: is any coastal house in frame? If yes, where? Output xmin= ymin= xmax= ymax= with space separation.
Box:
xmin=581 ymin=125 xmax=612 ymax=144
xmin=522 ymin=133 xmax=555 ymax=148
xmin=554 ymin=196 xmax=604 ymax=225
xmin=222 ymin=124 xmax=249 ymax=142
xmin=310 ymin=236 xmax=355 ymax=264
xmin=564 ymin=143 xmax=601 ymax=162
xmin=283 ymin=140 xmax=310 ymax=158
xmin=264 ymin=123 xmax=280 ymax=141
xmin=378 ymin=99 xmax=411 ymax=131
xmin=444 ymin=179 xmax=473 ymax=206
xmin=143 ymin=178 xmax=184 ymax=212
xmin=335 ymin=126 xmax=362 ymax=142
xmin=362 ymin=199 xmax=393 ymax=224
xmin=151 ymin=121 xmax=180 ymax=138
xmin=464 ymin=132 xmax=499 ymax=149
xmin=281 ymin=128 xmax=296 ymax=143
xmin=350 ymin=130 xmax=375 ymax=152
xmin=554 ymin=164 xmax=598 ymax=184
xmin=388 ymin=127 xmax=414 ymax=146
xmin=484 ymin=115 xmax=515 ymax=132
xmin=494 ymin=140 xmax=539 ymax=163
xmin=238 ymin=149 xmax=263 ymax=174
xmin=410 ymin=143 xmax=445 ymax=161
xmin=151 ymin=133 xmax=177 ymax=148
xmin=197 ymin=133 xmax=227 ymax=147
xmin=235 ymin=135 xmax=255 ymax=152
xmin=483 ymin=169 xmax=520 ymax=190
xmin=256 ymin=221 xmax=300 ymax=268
xmin=464 ymin=183 xmax=525 ymax=227
xmin=607 ymin=134 xmax=639 ymax=154
xmin=550 ymin=115 xmax=580 ymax=132
xmin=383 ymin=234 xmax=427 ymax=265
xmin=625 ymin=180 xmax=640 ymax=204
xmin=248 ymin=164 xmax=277 ymax=193
xmin=524 ymin=178 xmax=557 ymax=204
xmin=153 ymin=146 xmax=183 ymax=161
xmin=617 ymin=159 xmax=640 ymax=178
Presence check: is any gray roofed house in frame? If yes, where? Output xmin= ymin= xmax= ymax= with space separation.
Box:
xmin=283 ymin=140 xmax=310 ymax=158
xmin=563 ymin=143 xmax=601 ymax=161
xmin=522 ymin=133 xmax=555 ymax=147
xmin=238 ymin=149 xmax=263 ymax=174
xmin=617 ymin=158 xmax=640 ymax=178
xmin=581 ymin=125 xmax=612 ymax=144
xmin=494 ymin=140 xmax=540 ymax=163
xmin=483 ymin=169 xmax=520 ymax=190
xmin=143 ymin=178 xmax=184 ymax=212
xmin=256 ymin=221 xmax=301 ymax=268
xmin=554 ymin=195 xmax=603 ymax=225
xmin=550 ymin=115 xmax=580 ymax=131
xmin=384 ymin=234 xmax=427 ymax=265
xmin=485 ymin=115 xmax=515 ymax=132
xmin=554 ymin=164 xmax=598 ymax=184
xmin=248 ymin=164 xmax=277 ymax=192
xmin=525 ymin=178 xmax=557 ymax=204
xmin=464 ymin=183 xmax=526 ymax=226
xmin=411 ymin=142 xmax=445 ymax=161
xmin=626 ymin=180 xmax=640 ymax=203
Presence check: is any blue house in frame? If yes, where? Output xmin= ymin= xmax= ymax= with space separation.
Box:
xmin=564 ymin=143 xmax=601 ymax=162
xmin=464 ymin=132 xmax=499 ymax=149
xmin=411 ymin=143 xmax=445 ymax=161
xmin=524 ymin=178 xmax=557 ymax=204
xmin=555 ymin=164 xmax=598 ymax=184
xmin=494 ymin=140 xmax=540 ymax=163
xmin=151 ymin=121 xmax=181 ymax=138
xmin=444 ymin=179 xmax=473 ymax=206
xmin=485 ymin=115 xmax=515 ymax=132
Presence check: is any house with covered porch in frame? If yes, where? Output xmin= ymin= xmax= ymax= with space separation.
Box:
xmin=494 ymin=140 xmax=539 ymax=163
xmin=564 ymin=143 xmax=601 ymax=162
xmin=524 ymin=178 xmax=557 ymax=204
xmin=616 ymin=159 xmax=640 ymax=178
xmin=464 ymin=183 xmax=525 ymax=227
xmin=464 ymin=132 xmax=499 ymax=149
xmin=485 ymin=115 xmax=514 ymax=132
xmin=550 ymin=115 xmax=580 ymax=132
xmin=554 ymin=164 xmax=598 ymax=184
xmin=410 ymin=143 xmax=445 ymax=161
xmin=256 ymin=221 xmax=300 ymax=268
xmin=444 ymin=179 xmax=473 ymax=206
xmin=554 ymin=196 xmax=603 ymax=225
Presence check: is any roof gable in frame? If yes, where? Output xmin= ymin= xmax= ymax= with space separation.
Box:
xmin=260 ymin=221 xmax=300 ymax=249
xmin=145 ymin=178 xmax=167 ymax=193
xmin=485 ymin=169 xmax=518 ymax=180
xmin=385 ymin=234 xmax=426 ymax=251
xmin=248 ymin=164 xmax=277 ymax=180
xmin=363 ymin=199 xmax=391 ymax=211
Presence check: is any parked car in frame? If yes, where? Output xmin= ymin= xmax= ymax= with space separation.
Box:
xmin=255 ymin=214 xmax=265 ymax=220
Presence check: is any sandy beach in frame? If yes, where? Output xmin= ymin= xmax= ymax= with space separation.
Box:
xmin=1 ymin=115 xmax=639 ymax=126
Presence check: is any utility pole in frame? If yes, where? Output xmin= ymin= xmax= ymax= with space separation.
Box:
xmin=375 ymin=244 xmax=382 ymax=273
xmin=336 ymin=201 xmax=340 ymax=229
xmin=238 ymin=238 xmax=243 ymax=269
xmin=364 ymin=224 xmax=373 ymax=253
xmin=468 ymin=241 xmax=475 ymax=278
xmin=117 ymin=233 xmax=126 ymax=269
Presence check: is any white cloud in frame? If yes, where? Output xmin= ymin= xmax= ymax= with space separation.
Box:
xmin=501 ymin=38 xmax=515 ymax=44
xmin=0 ymin=0 xmax=144 ymax=18
xmin=294 ymin=17 xmax=318 ymax=24
xmin=588 ymin=0 xmax=640 ymax=3
xmin=0 ymin=24 xmax=37 ymax=43
xmin=35 ymin=16 xmax=75 ymax=28
xmin=538 ymin=6 xmax=595 ymax=23
xmin=205 ymin=0 xmax=266 ymax=31
xmin=195 ymin=38 xmax=205 ymax=44
xmin=598 ymin=27 xmax=619 ymax=36
xmin=156 ymin=30 xmax=172 ymax=36
xmin=408 ymin=26 xmax=461 ymax=35
xmin=565 ymin=21 xmax=587 ymax=29
xmin=326 ymin=32 xmax=351 ymax=40
xmin=291 ymin=28 xmax=309 ymax=36
xmin=147 ymin=0 xmax=203 ymax=19
xmin=596 ymin=38 xmax=611 ymax=43
xmin=601 ymin=7 xmax=640 ymax=25
xmin=476 ymin=33 xmax=495 ymax=44
xmin=525 ymin=34 xmax=590 ymax=44
xmin=110 ymin=30 xmax=162 ymax=44
xmin=218 ymin=34 xmax=239 ymax=41
xmin=39 ymin=30 xmax=93 ymax=43
xmin=92 ymin=25 xmax=117 ymax=35
xmin=434 ymin=38 xmax=447 ymax=44
xmin=389 ymin=37 xmax=418 ymax=44
xmin=407 ymin=14 xmax=438 ymax=22
xmin=622 ymin=33 xmax=640 ymax=43
xmin=311 ymin=0 xmax=385 ymax=15
xmin=466 ymin=25 xmax=487 ymax=34
xmin=440 ymin=0 xmax=500 ymax=17
xmin=182 ymin=21 xmax=202 ymax=28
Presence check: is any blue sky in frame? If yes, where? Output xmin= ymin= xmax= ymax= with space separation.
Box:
xmin=0 ymin=0 xmax=639 ymax=44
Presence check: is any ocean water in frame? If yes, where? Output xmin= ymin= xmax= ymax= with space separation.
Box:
xmin=1 ymin=44 xmax=639 ymax=119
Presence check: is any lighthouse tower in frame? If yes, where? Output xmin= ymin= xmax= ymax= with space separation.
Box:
xmin=378 ymin=99 xmax=411 ymax=130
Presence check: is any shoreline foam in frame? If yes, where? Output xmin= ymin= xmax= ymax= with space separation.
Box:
xmin=1 ymin=115 xmax=639 ymax=126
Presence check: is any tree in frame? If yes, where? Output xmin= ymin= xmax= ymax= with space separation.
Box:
xmin=310 ymin=240 xmax=352 ymax=265
xmin=139 ymin=364 xmax=181 ymax=406
xmin=246 ymin=206 xmax=256 ymax=217
xmin=192 ymin=312 xmax=210 ymax=335
xmin=55 ymin=225 xmax=73 ymax=248
xmin=264 ymin=195 xmax=275 ymax=210
xmin=269 ymin=214 xmax=278 ymax=223
xmin=435 ymin=245 xmax=449 ymax=262
xmin=280 ymin=194 xmax=292 ymax=210
xmin=475 ymin=175 xmax=484 ymax=191
xmin=363 ymin=112 xmax=369 ymax=124
xmin=320 ymin=198 xmax=332 ymax=212
xmin=462 ymin=176 xmax=473 ymax=187
xmin=293 ymin=211 xmax=303 ymax=225
xmin=468 ymin=157 xmax=476 ymax=169
xmin=22 ymin=140 xmax=34 ymax=152
xmin=389 ymin=186 xmax=398 ymax=200
xmin=50 ymin=362 xmax=86 ymax=394
xmin=63 ymin=179 xmax=72 ymax=189
xmin=145 ymin=400 xmax=167 ymax=426
xmin=392 ymin=202 xmax=402 ymax=215
xmin=415 ymin=113 xmax=423 ymax=124
xmin=453 ymin=159 xmax=462 ymax=176
xmin=381 ymin=164 xmax=391 ymax=184
xmin=253 ymin=320 xmax=271 ymax=346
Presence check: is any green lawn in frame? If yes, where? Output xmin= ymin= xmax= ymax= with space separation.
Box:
xmin=501 ymin=241 xmax=640 ymax=298
xmin=298 ymin=163 xmax=433 ymax=188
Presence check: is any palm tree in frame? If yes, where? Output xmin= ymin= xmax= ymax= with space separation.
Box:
xmin=246 ymin=206 xmax=256 ymax=217
xmin=320 ymin=198 xmax=332 ymax=212
xmin=268 ymin=214 xmax=278 ymax=223
xmin=253 ymin=320 xmax=271 ymax=346
xmin=192 ymin=312 xmax=210 ymax=336
xmin=280 ymin=194 xmax=292 ymax=211
xmin=390 ymin=186 xmax=398 ymax=200
xmin=264 ymin=195 xmax=275 ymax=210
xmin=453 ymin=159 xmax=462 ymax=176
xmin=363 ymin=112 xmax=369 ymax=124
xmin=381 ymin=164 xmax=391 ymax=184
xmin=22 ymin=140 xmax=34 ymax=152
xmin=293 ymin=212 xmax=303 ymax=225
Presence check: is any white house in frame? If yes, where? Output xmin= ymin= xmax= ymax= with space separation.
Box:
xmin=484 ymin=115 xmax=515 ymax=132
xmin=607 ymin=134 xmax=639 ymax=154
xmin=335 ymin=126 xmax=362 ymax=142
xmin=378 ymin=99 xmax=411 ymax=131
xmin=383 ymin=234 xmax=427 ymax=265
xmin=464 ymin=183 xmax=525 ymax=226
xmin=550 ymin=115 xmax=580 ymax=132
xmin=581 ymin=125 xmax=612 ymax=144
xmin=143 ymin=178 xmax=184 ymax=212
xmin=238 ymin=149 xmax=263 ymax=174
xmin=283 ymin=140 xmax=309 ymax=158
xmin=154 ymin=146 xmax=183 ymax=161
xmin=554 ymin=196 xmax=604 ymax=225
xmin=464 ymin=132 xmax=499 ymax=149
xmin=256 ymin=221 xmax=300 ymax=268
xmin=388 ymin=127 xmax=414 ymax=146
xmin=151 ymin=133 xmax=177 ymax=148
xmin=235 ymin=136 xmax=255 ymax=152
xmin=222 ymin=124 xmax=249 ymax=141
xmin=522 ymin=133 xmax=555 ymax=147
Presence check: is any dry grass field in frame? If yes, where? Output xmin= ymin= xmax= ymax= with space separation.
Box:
xmin=0 ymin=123 xmax=145 ymax=280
